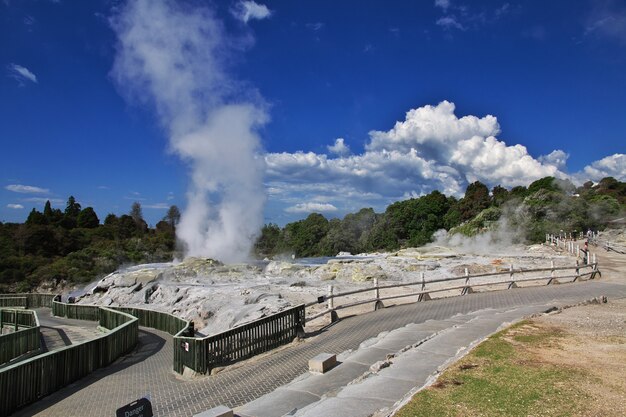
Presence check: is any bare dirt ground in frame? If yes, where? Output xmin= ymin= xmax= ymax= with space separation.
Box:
xmin=527 ymin=245 xmax=626 ymax=416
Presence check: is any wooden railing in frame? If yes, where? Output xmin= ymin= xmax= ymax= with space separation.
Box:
xmin=173 ymin=304 xmax=305 ymax=375
xmin=0 ymin=293 xmax=57 ymax=309
xmin=0 ymin=297 xmax=27 ymax=309
xmin=306 ymin=256 xmax=600 ymax=323
xmin=0 ymin=304 xmax=137 ymax=416
xmin=0 ymin=309 xmax=41 ymax=365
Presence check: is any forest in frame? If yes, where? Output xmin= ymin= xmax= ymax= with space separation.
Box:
xmin=1 ymin=176 xmax=624 ymax=292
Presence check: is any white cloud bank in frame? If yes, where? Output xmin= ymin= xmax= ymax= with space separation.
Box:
xmin=7 ymin=63 xmax=37 ymax=84
xmin=7 ymin=204 xmax=24 ymax=209
xmin=5 ymin=184 xmax=49 ymax=194
xmin=265 ymin=101 xmax=625 ymax=217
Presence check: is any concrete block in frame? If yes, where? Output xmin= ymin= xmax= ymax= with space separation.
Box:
xmin=309 ymin=353 xmax=337 ymax=374
xmin=194 ymin=405 xmax=233 ymax=417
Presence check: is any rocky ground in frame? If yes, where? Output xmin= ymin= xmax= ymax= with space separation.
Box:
xmin=74 ymin=236 xmax=586 ymax=336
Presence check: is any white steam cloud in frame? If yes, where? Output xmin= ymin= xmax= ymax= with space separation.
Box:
xmin=111 ymin=0 xmax=267 ymax=263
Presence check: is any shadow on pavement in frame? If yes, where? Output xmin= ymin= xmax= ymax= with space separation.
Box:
xmin=12 ymin=329 xmax=166 ymax=417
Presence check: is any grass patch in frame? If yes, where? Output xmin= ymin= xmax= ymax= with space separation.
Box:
xmin=396 ymin=320 xmax=590 ymax=417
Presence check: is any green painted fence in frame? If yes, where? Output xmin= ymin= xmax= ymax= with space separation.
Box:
xmin=112 ymin=306 xmax=192 ymax=336
xmin=0 ymin=305 xmax=137 ymax=416
xmin=0 ymin=297 xmax=27 ymax=308
xmin=52 ymin=301 xmax=101 ymax=322
xmin=0 ymin=293 xmax=58 ymax=309
xmin=0 ymin=310 xmax=41 ymax=365
xmin=173 ymin=304 xmax=305 ymax=374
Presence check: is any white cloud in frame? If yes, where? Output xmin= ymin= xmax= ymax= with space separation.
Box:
xmin=539 ymin=150 xmax=569 ymax=170
xmin=265 ymin=101 xmax=578 ymax=216
xmin=436 ymin=16 xmax=465 ymax=31
xmin=5 ymin=184 xmax=49 ymax=194
xmin=327 ymin=138 xmax=350 ymax=156
xmin=285 ymin=202 xmax=338 ymax=214
xmin=435 ymin=0 xmax=451 ymax=11
xmin=585 ymin=2 xmax=626 ymax=45
xmin=7 ymin=63 xmax=37 ymax=84
xmin=143 ymin=203 xmax=170 ymax=209
xmin=576 ymin=154 xmax=626 ymax=183
xmin=7 ymin=204 xmax=24 ymax=209
xmin=232 ymin=1 xmax=272 ymax=23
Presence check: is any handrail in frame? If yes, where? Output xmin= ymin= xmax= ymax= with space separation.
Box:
xmin=306 ymin=246 xmax=600 ymax=323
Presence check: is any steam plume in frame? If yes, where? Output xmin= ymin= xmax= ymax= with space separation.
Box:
xmin=111 ymin=0 xmax=267 ymax=263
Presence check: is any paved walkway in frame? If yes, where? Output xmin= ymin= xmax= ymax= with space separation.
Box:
xmin=14 ymin=279 xmax=626 ymax=417
xmin=34 ymin=308 xmax=103 ymax=352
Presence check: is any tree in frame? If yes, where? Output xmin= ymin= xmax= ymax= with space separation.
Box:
xmin=130 ymin=202 xmax=147 ymax=234
xmin=164 ymin=205 xmax=181 ymax=228
xmin=64 ymin=196 xmax=82 ymax=218
xmin=77 ymin=207 xmax=100 ymax=228
xmin=491 ymin=185 xmax=509 ymax=207
xmin=26 ymin=208 xmax=47 ymax=225
xmin=458 ymin=181 xmax=490 ymax=222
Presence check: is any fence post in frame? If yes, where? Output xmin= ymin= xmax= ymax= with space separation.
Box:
xmin=462 ymin=268 xmax=472 ymax=295
xmin=327 ymin=285 xmax=334 ymax=310
xmin=576 ymin=244 xmax=580 ymax=258
xmin=373 ymin=277 xmax=379 ymax=300
xmin=508 ymin=264 xmax=517 ymax=289
xmin=548 ymin=261 xmax=555 ymax=285
xmin=574 ymin=260 xmax=580 ymax=282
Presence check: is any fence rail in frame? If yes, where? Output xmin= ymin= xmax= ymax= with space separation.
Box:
xmin=0 ymin=310 xmax=41 ymax=366
xmin=173 ymin=304 xmax=305 ymax=375
xmin=306 ymin=252 xmax=599 ymax=323
xmin=0 ymin=293 xmax=57 ymax=309
xmin=0 ymin=302 xmax=137 ymax=416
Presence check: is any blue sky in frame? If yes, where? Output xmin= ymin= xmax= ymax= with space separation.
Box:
xmin=1 ymin=0 xmax=625 ymax=228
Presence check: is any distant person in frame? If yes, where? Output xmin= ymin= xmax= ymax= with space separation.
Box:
xmin=582 ymin=240 xmax=589 ymax=264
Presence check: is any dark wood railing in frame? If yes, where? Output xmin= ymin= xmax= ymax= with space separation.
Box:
xmin=173 ymin=304 xmax=305 ymax=374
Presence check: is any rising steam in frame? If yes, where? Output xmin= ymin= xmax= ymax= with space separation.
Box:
xmin=110 ymin=0 xmax=267 ymax=263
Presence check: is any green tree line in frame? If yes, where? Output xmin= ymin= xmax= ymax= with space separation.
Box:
xmin=254 ymin=176 xmax=626 ymax=258
xmin=0 ymin=197 xmax=181 ymax=292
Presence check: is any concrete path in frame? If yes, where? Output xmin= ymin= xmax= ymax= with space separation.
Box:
xmin=13 ymin=279 xmax=626 ymax=417
xmin=237 ymin=303 xmax=555 ymax=417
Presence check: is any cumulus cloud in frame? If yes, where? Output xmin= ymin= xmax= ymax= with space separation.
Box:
xmin=285 ymin=202 xmax=338 ymax=213
xmin=7 ymin=204 xmax=24 ymax=209
xmin=7 ymin=63 xmax=37 ymax=84
xmin=577 ymin=154 xmax=626 ymax=182
xmin=232 ymin=1 xmax=272 ymax=23
xmin=327 ymin=138 xmax=350 ymax=156
xmin=265 ymin=101 xmax=575 ymax=216
xmin=5 ymin=184 xmax=49 ymax=194
xmin=539 ymin=150 xmax=569 ymax=170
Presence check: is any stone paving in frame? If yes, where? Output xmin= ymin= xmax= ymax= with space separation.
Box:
xmin=34 ymin=308 xmax=104 ymax=351
xmin=13 ymin=280 xmax=626 ymax=417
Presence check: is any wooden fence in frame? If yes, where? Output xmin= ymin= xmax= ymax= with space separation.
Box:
xmin=0 ymin=293 xmax=57 ymax=309
xmin=0 ymin=305 xmax=137 ymax=416
xmin=306 ymin=258 xmax=599 ymax=323
xmin=0 ymin=310 xmax=41 ymax=366
xmin=0 ymin=297 xmax=27 ymax=309
xmin=173 ymin=304 xmax=305 ymax=375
